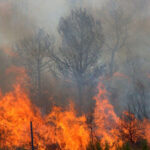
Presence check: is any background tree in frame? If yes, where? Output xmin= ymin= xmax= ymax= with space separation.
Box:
xmin=124 ymin=50 xmax=149 ymax=120
xmin=99 ymin=0 xmax=150 ymax=117
xmin=15 ymin=29 xmax=53 ymax=105
xmin=49 ymin=9 xmax=105 ymax=111
xmin=102 ymin=0 xmax=130 ymax=77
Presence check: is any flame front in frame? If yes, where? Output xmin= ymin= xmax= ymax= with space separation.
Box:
xmin=93 ymin=83 xmax=122 ymax=149
xmin=0 ymin=84 xmax=89 ymax=150
xmin=0 ymin=82 xmax=150 ymax=149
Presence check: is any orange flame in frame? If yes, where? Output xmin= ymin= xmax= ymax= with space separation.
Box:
xmin=0 ymin=81 xmax=149 ymax=149
xmin=93 ymin=83 xmax=123 ymax=149
xmin=0 ymin=84 xmax=89 ymax=149
xmin=46 ymin=102 xmax=89 ymax=150
xmin=0 ymin=84 xmax=42 ymax=149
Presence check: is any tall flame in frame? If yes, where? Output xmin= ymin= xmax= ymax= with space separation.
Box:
xmin=0 ymin=84 xmax=89 ymax=150
xmin=93 ymin=83 xmax=122 ymax=149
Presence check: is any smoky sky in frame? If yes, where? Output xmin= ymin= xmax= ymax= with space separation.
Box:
xmin=0 ymin=0 xmax=150 ymax=80
xmin=0 ymin=0 xmax=149 ymax=43
xmin=0 ymin=0 xmax=149 ymax=72
xmin=0 ymin=0 xmax=150 ymax=113
xmin=0 ymin=0 xmax=150 ymax=73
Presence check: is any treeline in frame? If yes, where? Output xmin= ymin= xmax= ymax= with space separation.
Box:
xmin=10 ymin=0 xmax=150 ymax=118
xmin=0 ymin=0 xmax=149 ymax=126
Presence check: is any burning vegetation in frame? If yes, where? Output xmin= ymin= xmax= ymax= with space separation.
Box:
xmin=0 ymin=82 xmax=149 ymax=150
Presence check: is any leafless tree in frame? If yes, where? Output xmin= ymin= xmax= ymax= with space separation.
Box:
xmin=119 ymin=111 xmax=144 ymax=144
xmin=15 ymin=29 xmax=53 ymax=101
xmin=126 ymin=81 xmax=148 ymax=120
xmin=49 ymin=9 xmax=105 ymax=109
xmin=124 ymin=51 xmax=149 ymax=120
xmin=101 ymin=0 xmax=130 ymax=77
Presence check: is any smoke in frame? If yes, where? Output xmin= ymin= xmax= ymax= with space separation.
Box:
xmin=0 ymin=0 xmax=150 ymax=114
xmin=0 ymin=0 xmax=150 ymax=40
xmin=0 ymin=1 xmax=33 ymax=46
xmin=0 ymin=0 xmax=108 ymax=45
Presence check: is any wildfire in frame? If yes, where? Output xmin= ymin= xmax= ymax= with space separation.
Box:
xmin=46 ymin=103 xmax=89 ymax=150
xmin=93 ymin=83 xmax=122 ymax=149
xmin=0 ymin=82 xmax=149 ymax=149
xmin=0 ymin=84 xmax=43 ymax=149
xmin=0 ymin=84 xmax=89 ymax=150
xmin=143 ymin=119 xmax=150 ymax=145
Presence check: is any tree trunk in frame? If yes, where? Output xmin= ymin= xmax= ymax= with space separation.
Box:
xmin=109 ymin=50 xmax=115 ymax=77
xmin=37 ymin=58 xmax=41 ymax=102
xmin=77 ymin=83 xmax=83 ymax=113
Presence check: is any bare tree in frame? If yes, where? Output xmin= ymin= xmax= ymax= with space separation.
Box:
xmin=124 ymin=51 xmax=149 ymax=120
xmin=49 ymin=9 xmax=105 ymax=109
xmin=15 ymin=29 xmax=53 ymax=101
xmin=119 ymin=111 xmax=144 ymax=144
xmin=126 ymin=81 xmax=148 ymax=120
xmin=102 ymin=0 xmax=130 ymax=76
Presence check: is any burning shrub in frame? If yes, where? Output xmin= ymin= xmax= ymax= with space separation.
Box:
xmin=119 ymin=112 xmax=144 ymax=144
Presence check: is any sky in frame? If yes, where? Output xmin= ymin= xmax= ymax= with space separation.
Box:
xmin=0 ymin=0 xmax=150 ymax=64
xmin=0 ymin=0 xmax=150 ymax=111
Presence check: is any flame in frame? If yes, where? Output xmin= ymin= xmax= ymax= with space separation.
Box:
xmin=143 ymin=119 xmax=150 ymax=144
xmin=93 ymin=83 xmax=122 ymax=149
xmin=0 ymin=84 xmax=89 ymax=150
xmin=0 ymin=80 xmax=149 ymax=149
xmin=93 ymin=83 xmax=150 ymax=149
xmin=46 ymin=102 xmax=89 ymax=150
xmin=0 ymin=84 xmax=42 ymax=149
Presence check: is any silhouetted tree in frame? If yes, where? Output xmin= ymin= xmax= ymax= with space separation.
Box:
xmin=15 ymin=29 xmax=53 ymax=102
xmin=125 ymin=50 xmax=149 ymax=120
xmin=102 ymin=0 xmax=130 ymax=76
xmin=49 ymin=9 xmax=105 ymax=110
xmin=119 ymin=112 xmax=144 ymax=144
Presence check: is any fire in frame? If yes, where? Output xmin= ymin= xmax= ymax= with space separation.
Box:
xmin=0 ymin=80 xmax=149 ymax=149
xmin=93 ymin=83 xmax=122 ymax=149
xmin=0 ymin=84 xmax=43 ymax=149
xmin=46 ymin=103 xmax=89 ymax=150
xmin=0 ymin=84 xmax=89 ymax=150
xmin=119 ymin=111 xmax=144 ymax=144
xmin=143 ymin=119 xmax=150 ymax=145
xmin=93 ymin=83 xmax=150 ymax=149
